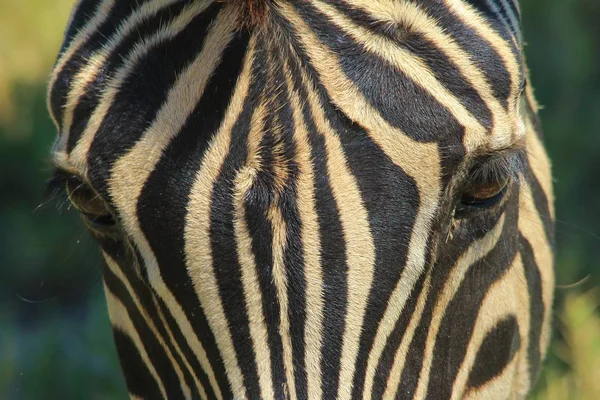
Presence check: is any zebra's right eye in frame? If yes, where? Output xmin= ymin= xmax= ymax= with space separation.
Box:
xmin=65 ymin=177 xmax=117 ymax=232
xmin=455 ymin=149 xmax=524 ymax=217
xmin=460 ymin=176 xmax=509 ymax=209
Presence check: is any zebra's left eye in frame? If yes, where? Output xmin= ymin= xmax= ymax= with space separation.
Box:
xmin=66 ymin=177 xmax=116 ymax=231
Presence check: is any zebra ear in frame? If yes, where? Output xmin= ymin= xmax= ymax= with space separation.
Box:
xmin=226 ymin=0 xmax=271 ymax=26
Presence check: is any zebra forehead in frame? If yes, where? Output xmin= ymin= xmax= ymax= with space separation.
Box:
xmin=48 ymin=0 xmax=525 ymax=179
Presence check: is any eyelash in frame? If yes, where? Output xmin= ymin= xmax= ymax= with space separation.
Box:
xmin=454 ymin=150 xmax=526 ymax=216
xmin=45 ymin=169 xmax=117 ymax=231
xmin=44 ymin=169 xmax=74 ymax=210
xmin=468 ymin=150 xmax=526 ymax=185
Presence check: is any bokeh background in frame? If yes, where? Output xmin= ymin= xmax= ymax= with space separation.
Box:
xmin=1 ymin=1 xmax=599 ymax=398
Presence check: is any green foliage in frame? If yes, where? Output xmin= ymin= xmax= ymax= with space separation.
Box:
xmin=520 ymin=2 xmax=600 ymax=397
xmin=0 ymin=291 xmax=126 ymax=399
xmin=532 ymin=290 xmax=600 ymax=399
xmin=0 ymin=0 xmax=598 ymax=398
xmin=521 ymin=0 xmax=600 ymax=289
xmin=0 ymin=83 xmax=127 ymax=397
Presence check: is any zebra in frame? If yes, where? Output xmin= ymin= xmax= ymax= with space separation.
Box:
xmin=46 ymin=0 xmax=555 ymax=398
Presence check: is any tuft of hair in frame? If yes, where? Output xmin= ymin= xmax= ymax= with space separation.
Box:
xmin=223 ymin=0 xmax=272 ymax=27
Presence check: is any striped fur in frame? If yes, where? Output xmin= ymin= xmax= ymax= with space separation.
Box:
xmin=47 ymin=0 xmax=554 ymax=399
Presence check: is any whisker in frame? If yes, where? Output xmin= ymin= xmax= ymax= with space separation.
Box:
xmin=15 ymin=292 xmax=58 ymax=304
xmin=556 ymin=275 xmax=591 ymax=290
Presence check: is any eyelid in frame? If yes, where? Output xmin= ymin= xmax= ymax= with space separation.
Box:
xmin=45 ymin=168 xmax=107 ymax=213
xmin=467 ymin=148 xmax=526 ymax=184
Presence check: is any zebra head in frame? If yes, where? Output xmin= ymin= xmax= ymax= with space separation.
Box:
xmin=47 ymin=0 xmax=554 ymax=398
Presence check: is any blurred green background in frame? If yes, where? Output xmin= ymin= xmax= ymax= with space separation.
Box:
xmin=0 ymin=1 xmax=598 ymax=398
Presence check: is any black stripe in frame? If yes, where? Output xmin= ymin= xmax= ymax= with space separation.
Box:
xmin=333 ymin=112 xmax=421 ymax=399
xmin=328 ymin=0 xmax=493 ymax=132
xmin=103 ymin=264 xmax=186 ymax=399
xmin=136 ymin=28 xmax=251 ymax=400
xmin=518 ymin=235 xmax=545 ymax=386
xmin=58 ymin=0 xmax=105 ymax=57
xmin=271 ymin=51 xmax=309 ymax=400
xmin=464 ymin=0 xmax=497 ymax=21
xmin=285 ymin=13 xmax=426 ymax=395
xmin=112 ymin=328 xmax=163 ymax=400
xmin=243 ymin=126 xmax=288 ymax=398
xmin=460 ymin=0 xmax=522 ymax=56
xmin=522 ymin=163 xmax=554 ymax=246
xmin=464 ymin=0 xmax=511 ymax=33
xmin=207 ymin=40 xmax=267 ymax=400
xmin=287 ymin=53 xmax=348 ymax=399
xmin=494 ymin=0 xmax=521 ymax=39
xmin=371 ymin=270 xmax=427 ymax=400
xmin=155 ymin=296 xmax=216 ymax=400
xmin=504 ymin=0 xmax=522 ymax=24
xmin=293 ymin=1 xmax=465 ymax=145
xmin=396 ymin=193 xmax=508 ymax=398
xmin=66 ymin=1 xmax=188 ymax=153
xmin=287 ymin=1 xmax=467 ymax=183
xmin=289 ymin=38 xmax=426 ymax=400
xmin=412 ymin=0 xmax=512 ymax=109
xmin=50 ymin=0 xmax=153 ymax=132
xmin=424 ymin=194 xmax=520 ymax=399
xmin=103 ymin=252 xmax=219 ymax=397
xmin=467 ymin=315 xmax=521 ymax=389
xmin=87 ymin=3 xmax=222 ymax=197
xmin=241 ymin=43 xmax=288 ymax=397
xmin=101 ymin=242 xmax=206 ymax=399
xmin=394 ymin=285 xmax=433 ymax=398
xmin=282 ymin=15 xmax=440 ymax=397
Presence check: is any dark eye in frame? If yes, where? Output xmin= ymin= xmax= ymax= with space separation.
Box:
xmin=455 ymin=150 xmax=523 ymax=216
xmin=460 ymin=176 xmax=509 ymax=208
xmin=66 ymin=177 xmax=116 ymax=231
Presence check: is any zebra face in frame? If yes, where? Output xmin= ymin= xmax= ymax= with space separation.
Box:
xmin=47 ymin=0 xmax=554 ymax=398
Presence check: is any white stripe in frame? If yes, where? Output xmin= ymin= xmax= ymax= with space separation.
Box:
xmin=104 ymin=286 xmax=168 ymax=399
xmin=412 ymin=214 xmax=507 ymax=399
xmin=48 ymin=0 xmax=115 ymax=128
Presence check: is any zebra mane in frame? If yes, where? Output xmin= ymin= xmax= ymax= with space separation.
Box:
xmin=226 ymin=0 xmax=271 ymax=26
